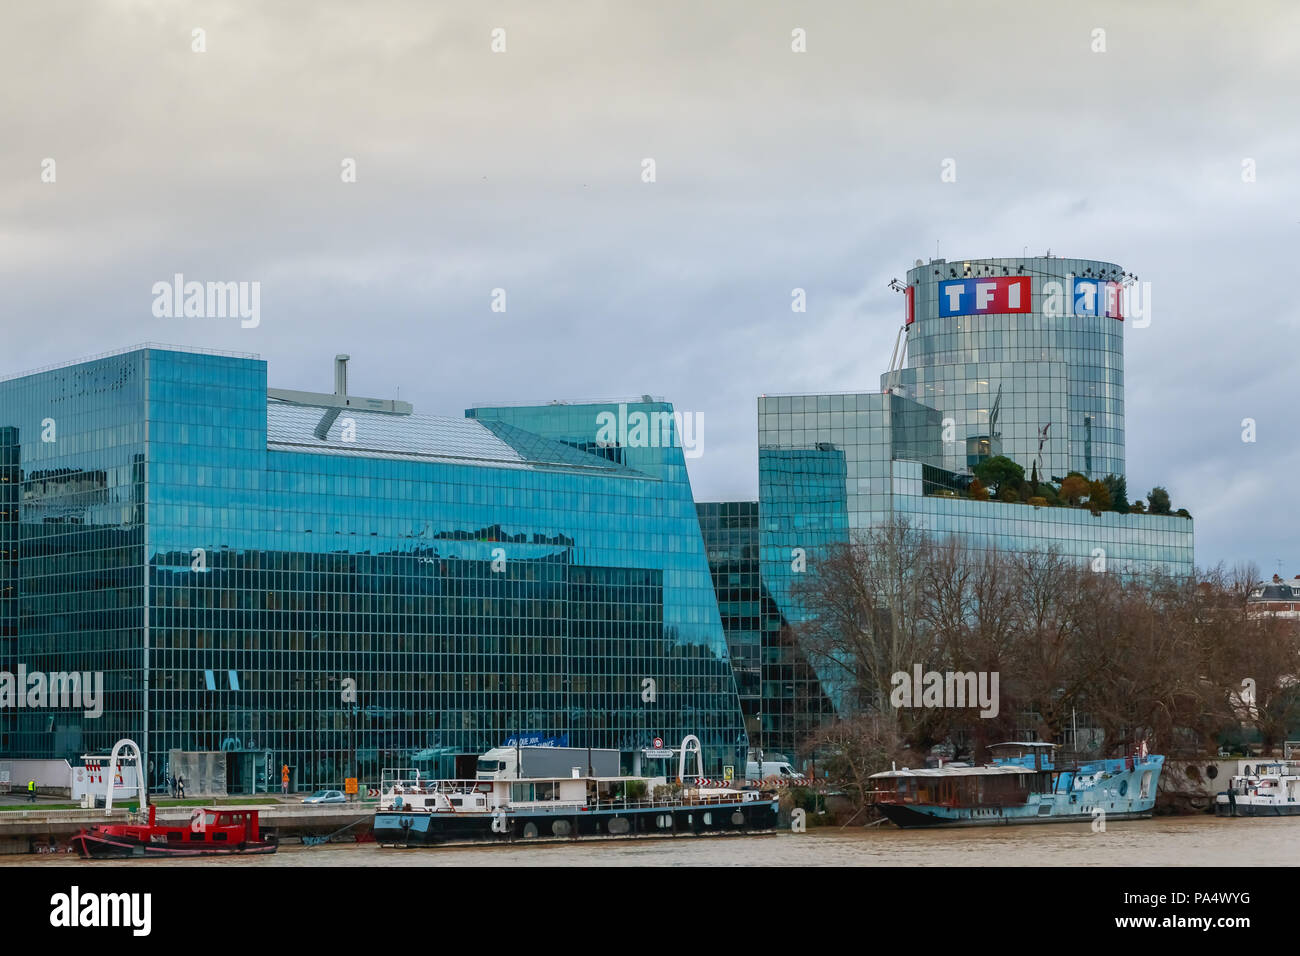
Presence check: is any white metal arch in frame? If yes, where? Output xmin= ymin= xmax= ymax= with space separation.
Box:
xmin=103 ymin=738 xmax=148 ymax=814
xmin=677 ymin=734 xmax=703 ymax=782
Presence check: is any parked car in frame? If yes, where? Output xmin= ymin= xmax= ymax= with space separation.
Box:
xmin=302 ymin=789 xmax=346 ymax=804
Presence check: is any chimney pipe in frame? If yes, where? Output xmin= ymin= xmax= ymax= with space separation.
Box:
xmin=334 ymin=354 xmax=350 ymax=397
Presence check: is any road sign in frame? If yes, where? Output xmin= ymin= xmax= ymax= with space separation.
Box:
xmin=653 ymin=737 xmax=663 ymax=749
xmin=344 ymin=777 xmax=358 ymax=795
xmin=723 ymin=765 xmax=734 ymax=781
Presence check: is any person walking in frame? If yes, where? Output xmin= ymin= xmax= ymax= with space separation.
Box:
xmin=176 ymin=775 xmax=185 ymax=799
xmin=281 ymin=764 xmax=290 ymax=796
xmin=27 ymin=779 xmax=36 ymax=803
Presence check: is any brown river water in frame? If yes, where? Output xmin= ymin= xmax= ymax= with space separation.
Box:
xmin=5 ymin=815 xmax=1298 ymax=866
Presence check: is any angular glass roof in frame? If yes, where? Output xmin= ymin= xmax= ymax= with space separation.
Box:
xmin=266 ymin=401 xmax=644 ymax=477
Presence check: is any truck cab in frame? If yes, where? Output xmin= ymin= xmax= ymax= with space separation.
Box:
xmin=475 ymin=748 xmax=518 ymax=780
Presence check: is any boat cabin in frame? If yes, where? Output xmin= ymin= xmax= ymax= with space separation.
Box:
xmin=988 ymin=742 xmax=1057 ymax=770
xmin=98 ymin=806 xmax=264 ymax=846
xmin=869 ymin=765 xmax=1049 ymax=808
xmin=379 ymin=769 xmax=758 ymax=814
xmin=1228 ymin=761 xmax=1300 ymax=801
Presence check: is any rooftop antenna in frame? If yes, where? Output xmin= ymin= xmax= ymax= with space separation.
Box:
xmin=334 ymin=354 xmax=349 ymax=397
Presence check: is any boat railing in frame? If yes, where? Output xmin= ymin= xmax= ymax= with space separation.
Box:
xmin=376 ymin=775 xmax=767 ymax=810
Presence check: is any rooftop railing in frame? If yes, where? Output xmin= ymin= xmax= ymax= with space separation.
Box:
xmin=0 ymin=342 xmax=260 ymax=383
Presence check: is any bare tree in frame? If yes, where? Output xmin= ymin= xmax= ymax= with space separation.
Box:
xmin=1225 ymin=613 xmax=1300 ymax=754
xmin=919 ymin=539 xmax=1019 ymax=757
xmin=801 ymin=714 xmax=909 ymax=810
xmin=1006 ymin=549 xmax=1101 ymax=744
xmin=792 ymin=518 xmax=931 ymax=732
xmin=787 ymin=523 xmax=1296 ymax=768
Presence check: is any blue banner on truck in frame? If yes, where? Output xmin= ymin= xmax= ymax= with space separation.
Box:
xmin=501 ymin=734 xmax=570 ymax=748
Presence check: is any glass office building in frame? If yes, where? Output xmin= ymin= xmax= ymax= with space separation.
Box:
xmin=0 ymin=345 xmax=746 ymax=790
xmin=757 ymin=255 xmax=1193 ymax=753
xmin=695 ymin=502 xmax=833 ymax=760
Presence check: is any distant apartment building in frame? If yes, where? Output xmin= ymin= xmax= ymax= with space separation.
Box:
xmin=1247 ymin=575 xmax=1300 ymax=620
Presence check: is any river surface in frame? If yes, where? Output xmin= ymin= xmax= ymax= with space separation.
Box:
xmin=6 ymin=815 xmax=1298 ymax=866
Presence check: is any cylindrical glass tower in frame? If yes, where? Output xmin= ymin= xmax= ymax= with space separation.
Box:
xmin=885 ymin=255 xmax=1126 ymax=481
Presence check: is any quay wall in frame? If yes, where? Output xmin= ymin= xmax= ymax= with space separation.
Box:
xmin=1157 ymin=759 xmax=1239 ymax=814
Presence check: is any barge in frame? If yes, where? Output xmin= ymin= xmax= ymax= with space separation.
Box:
xmin=373 ymin=735 xmax=778 ymax=847
xmin=869 ymin=741 xmax=1164 ymax=828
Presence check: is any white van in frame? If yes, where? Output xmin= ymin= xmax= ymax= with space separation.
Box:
xmin=747 ymin=759 xmax=805 ymax=781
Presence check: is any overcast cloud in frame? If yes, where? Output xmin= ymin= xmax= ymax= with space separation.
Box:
xmin=2 ymin=0 xmax=1298 ymax=573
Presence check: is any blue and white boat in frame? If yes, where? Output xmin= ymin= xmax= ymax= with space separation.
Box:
xmin=868 ymin=742 xmax=1164 ymax=828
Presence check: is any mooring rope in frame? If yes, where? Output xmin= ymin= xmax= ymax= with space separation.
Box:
xmin=301 ymin=815 xmax=368 ymax=847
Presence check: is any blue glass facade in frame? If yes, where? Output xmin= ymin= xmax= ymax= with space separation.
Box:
xmin=0 ymin=346 xmax=745 ymax=789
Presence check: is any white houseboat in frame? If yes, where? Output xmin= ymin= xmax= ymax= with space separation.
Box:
xmin=1215 ymin=760 xmax=1300 ymax=817
xmin=372 ymin=735 xmax=779 ymax=847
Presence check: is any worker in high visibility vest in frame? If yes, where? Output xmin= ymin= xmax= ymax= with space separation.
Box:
xmin=27 ymin=779 xmax=36 ymax=803
xmin=281 ymin=764 xmax=290 ymax=796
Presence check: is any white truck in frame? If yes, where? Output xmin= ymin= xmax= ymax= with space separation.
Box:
xmin=476 ymin=746 xmax=621 ymax=780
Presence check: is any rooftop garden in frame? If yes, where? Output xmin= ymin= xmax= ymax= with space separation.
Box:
xmin=925 ymin=455 xmax=1190 ymax=518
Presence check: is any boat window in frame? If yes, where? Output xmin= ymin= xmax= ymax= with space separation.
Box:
xmin=535 ymin=782 xmax=555 ymax=801
xmin=512 ymin=783 xmax=536 ymax=802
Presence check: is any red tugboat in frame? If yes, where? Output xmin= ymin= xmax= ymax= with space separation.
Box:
xmin=69 ymin=805 xmax=278 ymax=859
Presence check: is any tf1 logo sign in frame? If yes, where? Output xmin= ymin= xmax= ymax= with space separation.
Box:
xmin=1061 ymin=278 xmax=1124 ymax=320
xmin=938 ymin=277 xmax=1031 ymax=317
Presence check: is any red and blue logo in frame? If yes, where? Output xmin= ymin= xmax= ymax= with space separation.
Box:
xmin=1072 ymin=278 xmax=1124 ymax=320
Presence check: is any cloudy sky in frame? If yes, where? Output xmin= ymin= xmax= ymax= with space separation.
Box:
xmin=2 ymin=1 xmax=1297 ymax=574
